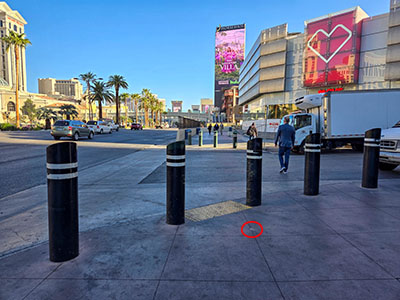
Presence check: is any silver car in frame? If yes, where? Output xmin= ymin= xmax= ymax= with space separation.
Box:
xmin=51 ymin=120 xmax=94 ymax=141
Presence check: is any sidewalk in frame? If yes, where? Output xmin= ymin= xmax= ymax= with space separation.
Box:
xmin=1 ymin=147 xmax=400 ymax=299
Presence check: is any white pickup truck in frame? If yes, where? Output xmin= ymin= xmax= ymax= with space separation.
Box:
xmin=379 ymin=120 xmax=400 ymax=170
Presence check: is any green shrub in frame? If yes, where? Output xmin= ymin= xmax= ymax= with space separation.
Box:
xmin=0 ymin=123 xmax=17 ymax=131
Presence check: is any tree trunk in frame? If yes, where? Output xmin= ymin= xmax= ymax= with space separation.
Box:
xmin=135 ymin=99 xmax=138 ymax=123
xmin=125 ymin=98 xmax=128 ymax=124
xmin=98 ymin=99 xmax=103 ymax=119
xmin=87 ymin=82 xmax=92 ymax=120
xmin=115 ymin=87 xmax=119 ymax=124
xmin=15 ymin=46 xmax=20 ymax=128
xmin=144 ymin=105 xmax=149 ymax=128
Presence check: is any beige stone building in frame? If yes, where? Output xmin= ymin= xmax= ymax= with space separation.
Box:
xmin=38 ymin=78 xmax=83 ymax=99
xmin=0 ymin=2 xmax=84 ymax=124
xmin=0 ymin=2 xmax=27 ymax=92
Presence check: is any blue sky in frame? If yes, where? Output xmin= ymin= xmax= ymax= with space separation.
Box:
xmin=11 ymin=0 xmax=389 ymax=110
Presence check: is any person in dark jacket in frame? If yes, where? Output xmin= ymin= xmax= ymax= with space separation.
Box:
xmin=275 ymin=116 xmax=295 ymax=174
xmin=213 ymin=123 xmax=219 ymax=132
xmin=208 ymin=124 xmax=212 ymax=135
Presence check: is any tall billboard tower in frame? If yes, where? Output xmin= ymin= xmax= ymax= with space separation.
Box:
xmin=214 ymin=24 xmax=245 ymax=113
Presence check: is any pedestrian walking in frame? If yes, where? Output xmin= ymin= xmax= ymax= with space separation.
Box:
xmin=208 ymin=124 xmax=212 ymax=135
xmin=274 ymin=116 xmax=295 ymax=174
xmin=220 ymin=123 xmax=224 ymax=135
xmin=247 ymin=122 xmax=258 ymax=140
xmin=213 ymin=123 xmax=219 ymax=133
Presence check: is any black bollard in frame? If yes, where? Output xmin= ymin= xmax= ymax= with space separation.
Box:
xmin=362 ymin=128 xmax=381 ymax=188
xmin=233 ymin=130 xmax=237 ymax=149
xmin=166 ymin=141 xmax=185 ymax=225
xmin=46 ymin=142 xmax=79 ymax=262
xmin=214 ymin=130 xmax=218 ymax=148
xmin=199 ymin=130 xmax=203 ymax=146
xmin=246 ymin=138 xmax=263 ymax=206
xmin=304 ymin=133 xmax=321 ymax=196
xmin=188 ymin=129 xmax=192 ymax=145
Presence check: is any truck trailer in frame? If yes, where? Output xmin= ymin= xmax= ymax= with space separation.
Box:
xmin=285 ymin=90 xmax=400 ymax=152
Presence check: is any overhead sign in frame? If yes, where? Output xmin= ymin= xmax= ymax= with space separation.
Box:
xmin=303 ymin=8 xmax=367 ymax=87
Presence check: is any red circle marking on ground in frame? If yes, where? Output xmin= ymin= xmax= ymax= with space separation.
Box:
xmin=241 ymin=221 xmax=263 ymax=238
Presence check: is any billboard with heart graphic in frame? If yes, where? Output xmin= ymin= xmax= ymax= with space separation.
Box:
xmin=303 ymin=8 xmax=368 ymax=87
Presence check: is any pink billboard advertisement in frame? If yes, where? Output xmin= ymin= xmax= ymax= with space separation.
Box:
xmin=303 ymin=8 xmax=367 ymax=87
xmin=214 ymin=24 xmax=245 ymax=111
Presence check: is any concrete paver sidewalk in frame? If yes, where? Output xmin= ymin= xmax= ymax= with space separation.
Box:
xmin=1 ymin=147 xmax=400 ymax=299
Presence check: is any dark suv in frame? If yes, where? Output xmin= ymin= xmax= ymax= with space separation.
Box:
xmin=51 ymin=120 xmax=94 ymax=140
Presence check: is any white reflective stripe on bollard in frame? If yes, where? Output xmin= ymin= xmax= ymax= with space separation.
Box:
xmin=247 ymin=155 xmax=262 ymax=159
xmin=46 ymin=162 xmax=78 ymax=169
xmin=166 ymin=162 xmax=185 ymax=167
xmin=166 ymin=155 xmax=186 ymax=160
xmin=364 ymin=143 xmax=380 ymax=147
xmin=47 ymin=172 xmax=78 ymax=180
xmin=305 ymin=143 xmax=321 ymax=148
xmin=305 ymin=149 xmax=321 ymax=153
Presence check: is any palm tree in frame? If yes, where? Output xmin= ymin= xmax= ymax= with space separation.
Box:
xmin=140 ymin=89 xmax=154 ymax=128
xmin=131 ymin=93 xmax=141 ymax=123
xmin=1 ymin=31 xmax=31 ymax=128
xmin=149 ymin=95 xmax=159 ymax=128
xmin=37 ymin=107 xmax=57 ymax=129
xmin=92 ymin=81 xmax=113 ymax=119
xmin=106 ymin=75 xmax=128 ymax=124
xmin=79 ymin=72 xmax=96 ymax=120
xmin=59 ymin=105 xmax=78 ymax=120
xmin=154 ymin=100 xmax=164 ymax=126
xmin=120 ymin=93 xmax=130 ymax=125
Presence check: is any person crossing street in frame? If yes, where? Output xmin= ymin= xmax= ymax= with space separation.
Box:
xmin=274 ymin=116 xmax=295 ymax=174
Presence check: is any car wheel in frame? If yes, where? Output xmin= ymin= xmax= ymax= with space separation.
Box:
xmin=100 ymin=129 xmax=103 ymax=134
xmin=88 ymin=131 xmax=94 ymax=139
xmin=73 ymin=132 xmax=79 ymax=141
xmin=53 ymin=136 xmax=60 ymax=140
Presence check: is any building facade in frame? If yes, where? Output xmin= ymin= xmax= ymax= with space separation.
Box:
xmin=38 ymin=78 xmax=83 ymax=99
xmin=171 ymin=100 xmax=182 ymax=112
xmin=200 ymin=98 xmax=213 ymax=113
xmin=239 ymin=3 xmax=400 ymax=123
xmin=0 ymin=2 xmax=27 ymax=92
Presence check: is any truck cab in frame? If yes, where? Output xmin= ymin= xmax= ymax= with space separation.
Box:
xmin=379 ymin=120 xmax=400 ymax=171
xmin=283 ymin=113 xmax=316 ymax=150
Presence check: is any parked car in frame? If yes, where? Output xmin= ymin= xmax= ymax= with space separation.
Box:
xmin=131 ymin=123 xmax=143 ymax=130
xmin=379 ymin=120 xmax=400 ymax=171
xmin=51 ymin=120 xmax=94 ymax=141
xmin=101 ymin=119 xmax=119 ymax=132
xmin=86 ymin=120 xmax=112 ymax=134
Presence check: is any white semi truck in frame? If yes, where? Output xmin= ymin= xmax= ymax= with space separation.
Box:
xmin=284 ymin=90 xmax=400 ymax=152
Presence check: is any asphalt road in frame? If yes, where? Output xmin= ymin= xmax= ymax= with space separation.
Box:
xmin=0 ymin=129 xmax=177 ymax=199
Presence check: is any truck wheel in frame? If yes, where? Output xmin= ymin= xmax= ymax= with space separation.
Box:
xmin=379 ymin=162 xmax=399 ymax=171
xmin=351 ymin=143 xmax=364 ymax=152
